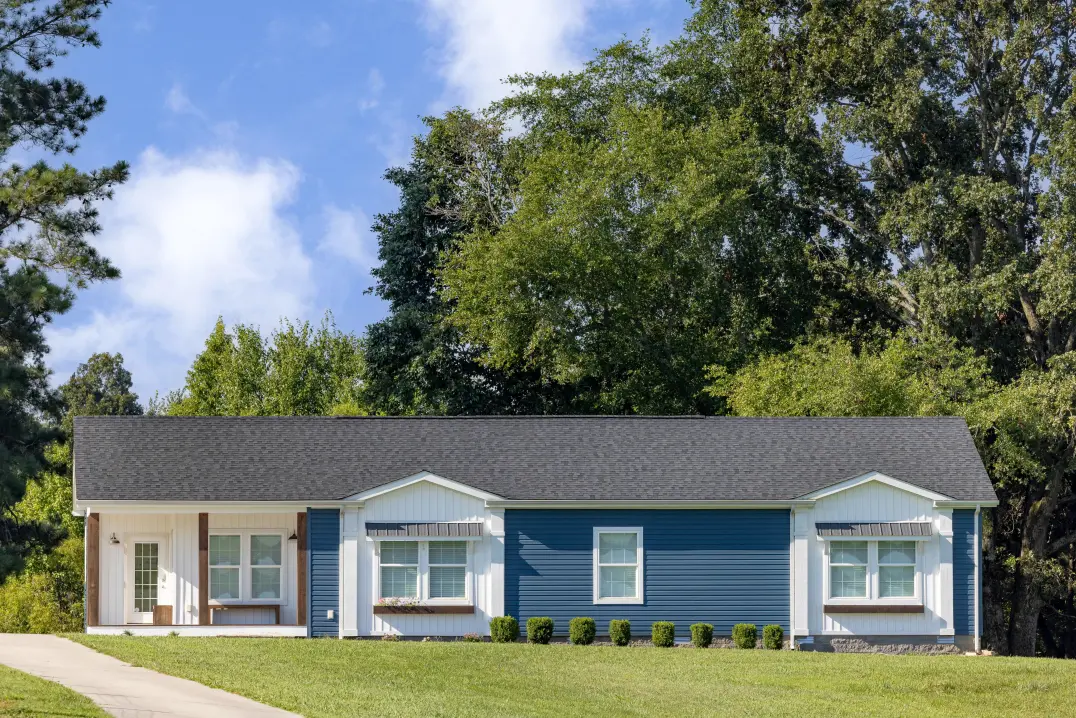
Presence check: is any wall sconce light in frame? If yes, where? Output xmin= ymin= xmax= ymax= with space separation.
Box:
xmin=109 ymin=533 xmax=120 ymax=545
xmin=287 ymin=532 xmax=298 ymax=542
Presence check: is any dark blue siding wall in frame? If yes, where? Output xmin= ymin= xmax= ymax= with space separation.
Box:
xmin=506 ymin=510 xmax=790 ymax=638
xmin=953 ymin=509 xmax=977 ymax=636
xmin=308 ymin=508 xmax=340 ymax=638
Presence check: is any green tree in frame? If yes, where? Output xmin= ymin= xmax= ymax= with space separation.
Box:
xmin=0 ymin=0 xmax=127 ymax=580
xmin=364 ymin=111 xmax=587 ymax=415
xmin=160 ymin=314 xmax=367 ymax=417
xmin=680 ymin=0 xmax=1076 ymax=655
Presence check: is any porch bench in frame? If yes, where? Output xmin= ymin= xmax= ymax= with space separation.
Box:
xmin=209 ymin=604 xmax=281 ymax=625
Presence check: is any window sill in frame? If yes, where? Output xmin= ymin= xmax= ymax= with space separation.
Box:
xmin=592 ymin=598 xmax=644 ymax=606
xmin=373 ymin=604 xmax=474 ymax=615
xmin=824 ymin=603 xmax=924 ymax=614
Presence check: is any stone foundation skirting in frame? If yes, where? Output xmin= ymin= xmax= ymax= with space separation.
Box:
xmin=801 ymin=635 xmax=964 ymax=655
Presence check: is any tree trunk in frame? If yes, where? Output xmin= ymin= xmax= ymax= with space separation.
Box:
xmin=1008 ymin=566 xmax=1045 ymax=656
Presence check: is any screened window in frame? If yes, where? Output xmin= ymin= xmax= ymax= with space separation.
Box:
xmin=379 ymin=541 xmax=419 ymax=599
xmin=595 ymin=529 xmax=642 ymax=602
xmin=829 ymin=541 xmax=868 ymax=598
xmin=250 ymin=535 xmax=282 ymax=599
xmin=209 ymin=535 xmax=241 ymax=600
xmin=428 ymin=541 xmax=467 ymax=599
xmin=878 ymin=541 xmax=916 ymax=598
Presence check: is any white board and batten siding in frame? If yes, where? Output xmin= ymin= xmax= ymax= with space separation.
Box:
xmin=97 ymin=512 xmax=298 ymax=626
xmin=341 ymin=480 xmax=497 ymax=637
xmin=802 ymin=480 xmax=952 ymax=636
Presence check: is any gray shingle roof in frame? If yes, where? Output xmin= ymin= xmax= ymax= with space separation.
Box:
xmin=73 ymin=416 xmax=996 ymax=503
xmin=816 ymin=522 xmax=933 ymax=537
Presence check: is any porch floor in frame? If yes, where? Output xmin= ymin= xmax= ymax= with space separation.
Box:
xmin=87 ymin=625 xmax=308 ymax=637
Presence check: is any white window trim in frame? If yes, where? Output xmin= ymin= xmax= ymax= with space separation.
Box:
xmin=208 ymin=529 xmax=288 ymax=606
xmin=593 ymin=527 xmax=644 ymax=605
xmin=823 ymin=538 xmax=922 ymax=606
xmin=374 ymin=539 xmax=473 ymax=605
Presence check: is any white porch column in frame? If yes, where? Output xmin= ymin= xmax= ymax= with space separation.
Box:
xmin=792 ymin=508 xmax=812 ymax=642
xmin=937 ymin=509 xmax=955 ymax=636
xmin=340 ymin=507 xmax=361 ymax=637
xmin=489 ymin=509 xmax=505 ymax=618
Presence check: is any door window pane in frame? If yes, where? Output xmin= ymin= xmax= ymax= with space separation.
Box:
xmin=134 ymin=542 xmax=159 ymax=613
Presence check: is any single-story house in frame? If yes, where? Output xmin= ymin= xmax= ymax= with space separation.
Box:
xmin=74 ymin=415 xmax=996 ymax=650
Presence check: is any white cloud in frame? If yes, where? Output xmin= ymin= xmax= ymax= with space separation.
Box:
xmin=165 ymin=83 xmax=203 ymax=118
xmin=359 ymin=68 xmax=385 ymax=112
xmin=319 ymin=204 xmax=377 ymax=271
xmin=422 ymin=0 xmax=594 ymax=109
xmin=47 ymin=147 xmax=314 ymax=399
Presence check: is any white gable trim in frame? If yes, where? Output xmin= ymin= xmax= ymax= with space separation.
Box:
xmin=343 ymin=471 xmax=504 ymax=503
xmin=797 ymin=471 xmax=954 ymax=502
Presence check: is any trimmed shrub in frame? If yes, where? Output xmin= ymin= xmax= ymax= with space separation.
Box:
xmin=490 ymin=615 xmax=520 ymax=643
xmin=609 ymin=619 xmax=631 ymax=646
xmin=690 ymin=623 xmax=713 ymax=648
xmin=527 ymin=616 xmax=554 ymax=644
xmin=569 ymin=617 xmax=596 ymax=645
xmin=763 ymin=624 xmax=784 ymax=650
xmin=651 ymin=621 xmax=675 ymax=647
xmin=732 ymin=623 xmax=757 ymax=649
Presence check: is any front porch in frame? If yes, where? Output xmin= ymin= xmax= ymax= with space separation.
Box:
xmin=85 ymin=624 xmax=308 ymax=637
xmin=86 ymin=509 xmax=310 ymax=635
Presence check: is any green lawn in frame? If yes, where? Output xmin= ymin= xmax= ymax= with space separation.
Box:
xmin=71 ymin=636 xmax=1076 ymax=718
xmin=0 ymin=664 xmax=107 ymax=718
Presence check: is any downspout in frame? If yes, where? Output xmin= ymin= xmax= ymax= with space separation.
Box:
xmin=83 ymin=507 xmax=90 ymax=632
xmin=973 ymin=505 xmax=981 ymax=652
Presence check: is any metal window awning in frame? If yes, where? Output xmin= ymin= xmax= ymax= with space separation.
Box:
xmin=365 ymin=522 xmax=483 ymax=538
xmin=816 ymin=522 xmax=932 ymax=538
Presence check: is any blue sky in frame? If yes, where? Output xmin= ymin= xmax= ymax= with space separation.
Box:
xmin=46 ymin=0 xmax=691 ymax=403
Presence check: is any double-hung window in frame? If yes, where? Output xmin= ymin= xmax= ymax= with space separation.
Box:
xmin=209 ymin=532 xmax=286 ymax=603
xmin=377 ymin=540 xmax=470 ymax=602
xmin=593 ymin=528 xmax=644 ymax=604
xmin=826 ymin=539 xmax=921 ymax=603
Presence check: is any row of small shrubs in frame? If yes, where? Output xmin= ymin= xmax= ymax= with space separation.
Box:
xmin=489 ymin=615 xmax=783 ymax=648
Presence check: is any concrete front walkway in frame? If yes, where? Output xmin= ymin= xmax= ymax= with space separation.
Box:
xmin=0 ymin=634 xmax=300 ymax=718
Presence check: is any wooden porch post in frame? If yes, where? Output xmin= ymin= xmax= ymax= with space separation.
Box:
xmin=86 ymin=513 xmax=99 ymax=627
xmin=198 ymin=512 xmax=209 ymax=625
xmin=297 ymin=511 xmax=308 ymax=626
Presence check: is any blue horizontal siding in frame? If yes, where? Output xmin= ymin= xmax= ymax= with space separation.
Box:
xmin=308 ymin=508 xmax=340 ymax=638
xmin=953 ymin=509 xmax=977 ymax=636
xmin=506 ymin=509 xmax=790 ymax=638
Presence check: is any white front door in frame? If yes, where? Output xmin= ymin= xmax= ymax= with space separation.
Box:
xmin=126 ymin=538 xmax=170 ymax=624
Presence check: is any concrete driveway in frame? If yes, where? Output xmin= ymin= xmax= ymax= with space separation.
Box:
xmin=0 ymin=634 xmax=300 ymax=718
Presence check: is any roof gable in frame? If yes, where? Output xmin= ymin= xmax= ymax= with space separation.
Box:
xmin=797 ymin=471 xmax=954 ymax=502
xmin=343 ymin=471 xmax=504 ymax=502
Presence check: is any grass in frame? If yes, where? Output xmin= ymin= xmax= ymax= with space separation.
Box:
xmin=70 ymin=636 xmax=1076 ymax=718
xmin=0 ymin=664 xmax=108 ymax=718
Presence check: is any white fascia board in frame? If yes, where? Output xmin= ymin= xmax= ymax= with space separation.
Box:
xmin=934 ymin=500 xmax=999 ymax=508
xmin=72 ymin=500 xmax=350 ymax=514
xmin=796 ymin=471 xmax=954 ymax=502
xmin=484 ymin=499 xmax=814 ymax=509
xmin=343 ymin=471 xmax=504 ymax=503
